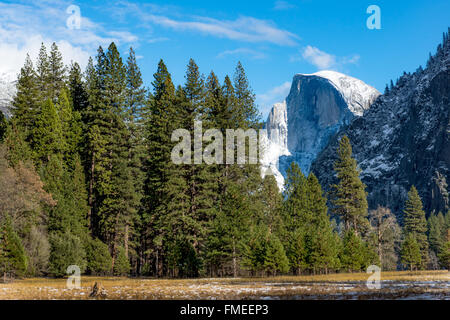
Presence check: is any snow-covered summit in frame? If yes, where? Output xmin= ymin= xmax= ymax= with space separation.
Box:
xmin=261 ymin=71 xmax=380 ymax=190
xmin=297 ymin=70 xmax=380 ymax=116
xmin=312 ymin=29 xmax=450 ymax=215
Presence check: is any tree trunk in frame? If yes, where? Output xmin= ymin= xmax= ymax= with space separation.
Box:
xmin=88 ymin=152 xmax=95 ymax=233
xmin=232 ymin=238 xmax=237 ymax=278
xmin=124 ymin=224 xmax=129 ymax=258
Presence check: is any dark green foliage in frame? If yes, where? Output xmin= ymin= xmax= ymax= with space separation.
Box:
xmin=7 ymin=41 xmax=440 ymax=279
xmin=32 ymin=99 xmax=63 ymax=162
xmin=48 ymin=231 xmax=86 ymax=277
xmin=340 ymin=230 xmax=367 ymax=272
xmin=113 ymin=247 xmax=130 ymax=276
xmin=437 ymin=241 xmax=450 ymax=269
xmin=0 ymin=111 xmax=6 ymax=142
xmin=0 ymin=216 xmax=28 ymax=279
xmin=68 ymin=62 xmax=88 ymax=112
xmin=331 ymin=136 xmax=369 ymax=235
xmin=4 ymin=120 xmax=33 ymax=166
xmin=401 ymin=234 xmax=422 ymax=271
xmin=242 ymin=225 xmax=289 ymax=276
xmin=403 ymin=186 xmax=429 ymax=269
xmin=282 ymin=163 xmax=341 ymax=274
xmin=86 ymin=238 xmax=112 ymax=275
xmin=11 ymin=54 xmax=39 ymax=139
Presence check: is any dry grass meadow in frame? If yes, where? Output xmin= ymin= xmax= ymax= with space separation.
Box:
xmin=0 ymin=270 xmax=448 ymax=300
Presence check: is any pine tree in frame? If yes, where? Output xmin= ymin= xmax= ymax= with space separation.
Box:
xmin=331 ymin=135 xmax=369 ymax=235
xmin=258 ymin=175 xmax=283 ymax=233
xmin=36 ymin=43 xmax=50 ymax=99
xmin=48 ymin=231 xmax=86 ymax=277
xmin=307 ymin=173 xmax=340 ymax=274
xmin=282 ymin=162 xmax=309 ymax=273
xmin=48 ymin=42 xmax=66 ymax=101
xmin=4 ymin=120 xmax=33 ymax=166
xmin=428 ymin=212 xmax=445 ymax=255
xmin=263 ymin=233 xmax=289 ymax=276
xmin=56 ymin=88 xmax=83 ymax=166
xmin=438 ymin=241 xmax=450 ymax=270
xmin=403 ymin=186 xmax=429 ymax=269
xmin=113 ymin=246 xmax=131 ymax=276
xmin=340 ymin=230 xmax=366 ymax=272
xmin=12 ymin=54 xmax=39 ymax=139
xmin=233 ymin=62 xmax=260 ymax=128
xmin=0 ymin=215 xmax=28 ymax=280
xmin=68 ymin=62 xmax=88 ymax=112
xmin=143 ymin=59 xmax=178 ymax=277
xmin=85 ymin=238 xmax=112 ymax=275
xmin=32 ymin=99 xmax=64 ymax=162
xmin=124 ymin=47 xmax=146 ymax=273
xmin=401 ymin=234 xmax=422 ymax=271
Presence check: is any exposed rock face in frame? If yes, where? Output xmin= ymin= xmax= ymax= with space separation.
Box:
xmin=0 ymin=72 xmax=16 ymax=118
xmin=311 ymin=35 xmax=450 ymax=217
xmin=261 ymin=102 xmax=290 ymax=188
xmin=261 ymin=71 xmax=380 ymax=189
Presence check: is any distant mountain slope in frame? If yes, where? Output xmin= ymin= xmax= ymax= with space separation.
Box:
xmin=311 ymin=29 xmax=450 ymax=216
xmin=0 ymin=72 xmax=17 ymax=118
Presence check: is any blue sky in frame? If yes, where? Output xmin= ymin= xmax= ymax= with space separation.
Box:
xmin=0 ymin=0 xmax=449 ymax=118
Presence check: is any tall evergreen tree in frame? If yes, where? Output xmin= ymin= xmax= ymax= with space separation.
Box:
xmin=403 ymin=186 xmax=429 ymax=269
xmin=143 ymin=59 xmax=178 ymax=277
xmin=68 ymin=62 xmax=88 ymax=112
xmin=12 ymin=54 xmax=39 ymax=139
xmin=48 ymin=42 xmax=66 ymax=101
xmin=0 ymin=215 xmax=28 ymax=279
xmin=307 ymin=173 xmax=340 ymax=274
xmin=401 ymin=234 xmax=422 ymax=271
xmin=32 ymin=99 xmax=64 ymax=163
xmin=36 ymin=43 xmax=50 ymax=99
xmin=331 ymin=135 xmax=369 ymax=235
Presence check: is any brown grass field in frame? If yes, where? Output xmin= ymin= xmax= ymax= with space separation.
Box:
xmin=0 ymin=271 xmax=448 ymax=300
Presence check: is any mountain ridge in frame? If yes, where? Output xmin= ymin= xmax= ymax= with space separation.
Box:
xmin=311 ymin=29 xmax=450 ymax=216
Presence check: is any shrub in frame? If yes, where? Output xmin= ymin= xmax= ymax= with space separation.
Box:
xmin=85 ymin=238 xmax=112 ymax=275
xmin=48 ymin=231 xmax=86 ymax=277
xmin=113 ymin=247 xmax=130 ymax=276
xmin=0 ymin=216 xmax=28 ymax=279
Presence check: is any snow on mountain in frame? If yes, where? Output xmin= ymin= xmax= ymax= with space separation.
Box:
xmin=301 ymin=70 xmax=380 ymax=116
xmin=261 ymin=71 xmax=380 ymax=189
xmin=0 ymin=71 xmax=17 ymax=118
xmin=312 ymin=30 xmax=450 ymax=216
xmin=261 ymin=101 xmax=290 ymax=188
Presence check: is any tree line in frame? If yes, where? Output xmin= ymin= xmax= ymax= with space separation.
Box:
xmin=0 ymin=42 xmax=448 ymax=280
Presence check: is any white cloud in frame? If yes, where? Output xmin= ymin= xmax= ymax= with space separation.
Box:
xmin=256 ymin=82 xmax=291 ymax=118
xmin=0 ymin=1 xmax=139 ymax=77
xmin=138 ymin=14 xmax=299 ymax=46
xmin=291 ymin=45 xmax=360 ymax=71
xmin=274 ymin=1 xmax=296 ymax=11
xmin=217 ymin=48 xmax=267 ymax=60
xmin=301 ymin=45 xmax=336 ymax=69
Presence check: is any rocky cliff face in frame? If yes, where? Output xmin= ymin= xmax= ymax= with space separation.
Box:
xmin=311 ymin=33 xmax=450 ymax=217
xmin=0 ymin=72 xmax=16 ymax=118
xmin=261 ymin=71 xmax=380 ymax=189
xmin=261 ymin=101 xmax=290 ymax=188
